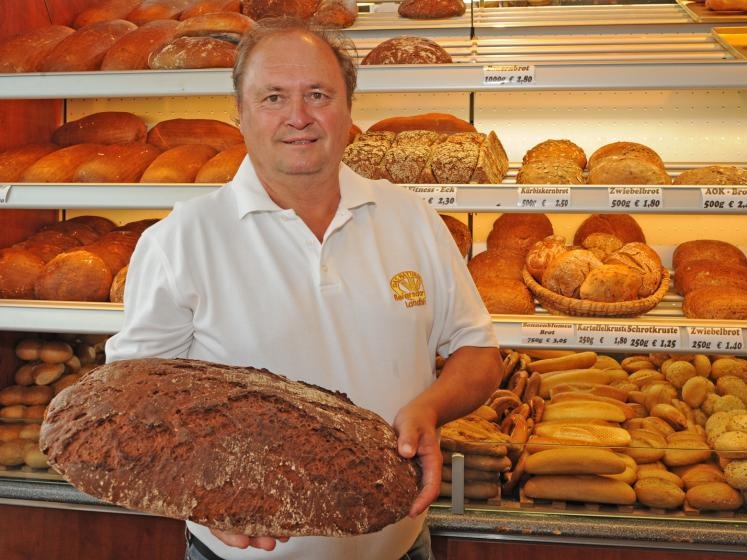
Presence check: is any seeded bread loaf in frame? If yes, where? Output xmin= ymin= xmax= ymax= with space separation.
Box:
xmin=522 ymin=139 xmax=587 ymax=169
xmin=40 ymin=357 xmax=420 ymax=536
xmin=516 ymin=159 xmax=585 ymax=185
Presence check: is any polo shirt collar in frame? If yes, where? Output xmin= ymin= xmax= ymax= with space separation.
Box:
xmin=229 ymin=156 xmax=376 ymax=220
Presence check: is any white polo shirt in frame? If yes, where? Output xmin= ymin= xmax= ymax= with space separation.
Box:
xmin=106 ymin=156 xmax=497 ymax=560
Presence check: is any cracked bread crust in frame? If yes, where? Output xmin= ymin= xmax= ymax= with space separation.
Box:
xmin=40 ymin=357 xmax=420 ymax=537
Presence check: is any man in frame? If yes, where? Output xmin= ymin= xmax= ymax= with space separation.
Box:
xmin=105 ymin=17 xmax=502 ymax=560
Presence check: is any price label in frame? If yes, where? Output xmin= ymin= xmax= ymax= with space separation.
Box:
xmin=608 ymin=186 xmax=662 ymax=210
xmin=483 ymin=64 xmax=535 ymax=86
xmin=407 ymin=185 xmax=457 ymax=209
xmin=700 ymin=186 xmax=747 ymax=211
xmin=0 ymin=184 xmax=10 ymax=203
xmin=576 ymin=324 xmax=680 ymax=350
xmin=517 ymin=186 xmax=571 ymax=210
xmin=687 ymin=326 xmax=744 ymax=353
xmin=521 ymin=322 xmax=575 ymax=346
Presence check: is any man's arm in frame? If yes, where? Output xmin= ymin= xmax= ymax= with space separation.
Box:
xmin=393 ymin=345 xmax=503 ymax=517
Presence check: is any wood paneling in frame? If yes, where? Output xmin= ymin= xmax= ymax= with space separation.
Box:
xmin=0 ymin=0 xmax=56 ymax=37
xmin=45 ymin=0 xmax=103 ymax=26
xmin=1 ymin=209 xmax=58 ymax=248
xmin=0 ymin=505 xmax=186 ymax=560
xmin=0 ymin=99 xmax=62 ymax=150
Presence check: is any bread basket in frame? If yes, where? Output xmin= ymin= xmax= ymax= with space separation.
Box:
xmin=522 ymin=267 xmax=670 ymax=318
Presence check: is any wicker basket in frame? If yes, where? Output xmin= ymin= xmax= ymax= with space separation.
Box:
xmin=522 ymin=267 xmax=670 ymax=318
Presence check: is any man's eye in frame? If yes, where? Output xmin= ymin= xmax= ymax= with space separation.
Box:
xmin=310 ymin=92 xmax=325 ymax=100
xmin=266 ymin=94 xmax=280 ymax=103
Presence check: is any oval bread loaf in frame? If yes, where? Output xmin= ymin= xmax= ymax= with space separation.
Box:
xmin=40 ymin=357 xmax=420 ymax=536
xmin=524 ymin=474 xmax=636 ymax=505
xmin=0 ymin=25 xmax=75 ymax=72
xmin=39 ymin=19 xmax=137 ymax=71
xmin=101 ymin=19 xmax=180 ymax=70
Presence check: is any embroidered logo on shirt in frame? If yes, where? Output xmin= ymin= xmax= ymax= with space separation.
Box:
xmin=390 ymin=270 xmax=426 ymax=308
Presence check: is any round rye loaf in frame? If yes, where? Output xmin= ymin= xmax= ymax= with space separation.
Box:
xmin=40 ymin=358 xmax=420 ymax=536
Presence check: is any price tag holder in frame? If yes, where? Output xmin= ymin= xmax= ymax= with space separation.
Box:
xmin=700 ymin=186 xmax=747 ymax=211
xmin=575 ymin=323 xmax=680 ymax=351
xmin=406 ymin=185 xmax=457 ymax=209
xmin=517 ymin=186 xmax=571 ymax=210
xmin=608 ymin=186 xmax=662 ymax=210
xmin=483 ymin=64 xmax=535 ymax=86
xmin=686 ymin=326 xmax=744 ymax=353
xmin=521 ymin=322 xmax=575 ymax=346
xmin=0 ymin=184 xmax=11 ymax=203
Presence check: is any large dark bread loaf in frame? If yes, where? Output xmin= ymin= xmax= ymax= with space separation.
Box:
xmin=40 ymin=358 xmax=420 ymax=536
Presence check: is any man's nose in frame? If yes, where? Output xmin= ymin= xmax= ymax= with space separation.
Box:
xmin=286 ymin=96 xmax=313 ymax=128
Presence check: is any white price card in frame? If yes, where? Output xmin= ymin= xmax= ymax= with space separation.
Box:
xmin=406 ymin=185 xmax=457 ymax=209
xmin=0 ymin=184 xmax=10 ymax=204
xmin=517 ymin=186 xmax=571 ymax=210
xmin=700 ymin=186 xmax=747 ymax=211
xmin=576 ymin=324 xmax=680 ymax=351
xmin=608 ymin=186 xmax=662 ymax=210
xmin=521 ymin=322 xmax=575 ymax=346
xmin=686 ymin=326 xmax=744 ymax=353
xmin=483 ymin=64 xmax=535 ymax=86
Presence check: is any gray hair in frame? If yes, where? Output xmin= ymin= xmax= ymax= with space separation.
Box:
xmin=232 ymin=17 xmax=357 ymax=108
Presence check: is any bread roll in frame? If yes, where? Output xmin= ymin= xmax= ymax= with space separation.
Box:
xmin=579 ymin=264 xmax=642 ymax=302
xmin=674 ymin=165 xmax=747 ymax=185
xmin=41 ymin=357 xmax=420 ymax=536
xmin=73 ymin=143 xmax=163 ymax=183
xmin=32 ymin=363 xmax=65 ymax=386
xmin=73 ymin=0 xmax=145 ymax=28
xmin=440 ymin=215 xmax=471 ymax=258
xmin=140 ymin=144 xmax=218 ymax=182
xmin=101 ymin=19 xmax=180 ymax=70
xmin=573 ymin=214 xmax=646 ymax=245
xmin=542 ymin=249 xmax=603 ymax=298
xmin=525 ymin=235 xmax=567 ymax=282
xmin=486 ymin=213 xmax=554 ymax=255
xmin=127 ymin=0 xmax=202 ymax=24
xmin=674 ymin=259 xmax=747 ymax=296
xmin=241 ymin=0 xmax=319 ymax=20
xmin=53 ymin=112 xmax=147 ymax=146
xmin=634 ymin=478 xmax=685 ymax=509
xmin=367 ymin=113 xmax=475 ymax=135
xmin=474 ymin=277 xmax=535 ymax=315
xmin=362 ymin=36 xmax=452 ymax=65
xmin=581 ymin=232 xmax=623 ymax=261
xmin=398 ymin=0 xmax=466 ymax=19
xmin=516 ymin=159 xmax=584 ymax=185
xmin=683 ymin=286 xmax=747 ymax=320
xmin=174 ymin=12 xmax=254 ymax=39
xmin=39 ymin=20 xmax=137 ymax=71
xmin=588 ymin=141 xmax=665 ymax=170
xmin=524 ymin=474 xmax=636 ymax=505
xmin=0 ymin=248 xmax=46 ymax=299
xmin=180 ymin=0 xmax=241 ymax=19
xmin=195 ymin=143 xmax=246 ymax=183
xmin=40 ymin=341 xmax=74 ymax=364
xmin=20 ymin=144 xmax=104 ymax=182
xmin=522 ymin=139 xmax=587 ymax=169
xmin=312 ymin=0 xmax=357 ymax=28
xmin=686 ymin=482 xmax=743 ymax=511
xmin=0 ymin=25 xmax=75 ymax=72
xmin=147 ymin=118 xmax=244 ymax=151
xmin=672 ymin=239 xmax=747 ymax=271
xmin=149 ymin=36 xmax=236 ymax=68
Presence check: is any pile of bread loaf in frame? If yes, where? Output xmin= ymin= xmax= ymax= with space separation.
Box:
xmin=442 ymin=348 xmax=747 ymax=512
xmin=674 ymin=239 xmax=747 ymax=320
xmin=0 ymin=112 xmax=246 ymax=184
xmin=0 ymin=334 xmax=106 ymax=472
xmin=343 ymin=114 xmax=509 ymax=185
xmin=0 ymin=0 xmax=365 ymax=73
xmin=0 ymin=215 xmax=151 ymax=302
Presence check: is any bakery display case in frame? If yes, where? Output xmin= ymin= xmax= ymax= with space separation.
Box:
xmin=1 ymin=0 xmax=747 ymax=557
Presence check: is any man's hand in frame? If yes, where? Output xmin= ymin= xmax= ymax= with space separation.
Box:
xmin=393 ymin=403 xmax=442 ymax=518
xmin=209 ymin=529 xmax=289 ymax=551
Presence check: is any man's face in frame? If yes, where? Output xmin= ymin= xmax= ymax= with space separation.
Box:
xmin=237 ymin=31 xmax=352 ymax=185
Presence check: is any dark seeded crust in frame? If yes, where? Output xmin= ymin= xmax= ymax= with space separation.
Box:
xmin=40 ymin=357 xmax=420 ymax=536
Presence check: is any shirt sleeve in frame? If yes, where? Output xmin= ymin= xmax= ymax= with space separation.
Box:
xmin=104 ymin=231 xmax=194 ymax=363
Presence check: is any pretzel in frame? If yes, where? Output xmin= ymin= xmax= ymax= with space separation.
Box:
xmin=502 ymin=449 xmax=528 ymax=496
xmin=489 ymin=395 xmax=521 ymax=420
xmin=529 ymin=395 xmax=545 ymax=424
xmin=508 ymin=370 xmax=528 ymax=398
xmin=523 ymin=371 xmax=542 ymax=401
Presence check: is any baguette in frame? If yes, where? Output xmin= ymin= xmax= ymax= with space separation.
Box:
xmin=542 ymin=400 xmax=628 ymax=423
xmin=549 ymin=392 xmax=636 ymax=419
xmin=534 ymin=422 xmax=631 ymax=447
xmin=550 ymin=382 xmax=630 ymax=402
xmin=524 ymin=474 xmax=636 ymax=505
xmin=525 ymin=447 xmax=626 ymax=475
xmin=442 ymin=452 xmax=511 ymax=472
xmin=539 ymin=369 xmax=616 ymax=398
xmin=527 ymin=351 xmax=598 ymax=374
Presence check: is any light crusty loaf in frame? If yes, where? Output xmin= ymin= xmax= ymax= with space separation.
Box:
xmin=588 ymin=141 xmax=665 ymax=170
xmin=581 ymin=232 xmax=623 ymax=261
xmin=195 ymin=143 xmax=246 ymax=183
xmin=148 ymin=36 xmax=237 ymax=68
xmin=181 ymin=0 xmax=241 ymax=19
xmin=342 ymin=131 xmax=394 ymax=179
xmin=52 ymin=112 xmax=148 ymax=146
xmin=516 ymin=159 xmax=584 ymax=185
xmin=588 ymin=157 xmax=671 ymax=185
xmin=39 ymin=20 xmax=137 ymax=72
xmin=40 ymin=357 xmax=419 ymax=536
xmin=672 ymin=239 xmax=747 ymax=271
xmin=542 ymin=249 xmax=603 ymax=298
xmin=140 ymin=144 xmax=218 ymax=182
xmin=398 ymin=0 xmax=465 ymax=19
xmin=72 ymin=143 xmax=163 ymax=183
xmin=367 ymin=113 xmax=475 ymax=135
xmin=362 ymin=36 xmax=452 ymax=65
xmin=522 ymin=139 xmax=587 ymax=169
xmin=674 ymin=259 xmax=747 ymax=296
xmin=73 ymin=0 xmax=145 ymax=28
xmin=0 ymin=25 xmax=75 ymax=72
xmin=525 ymin=235 xmax=568 ymax=281
xmin=312 ymin=0 xmax=357 ymax=28
xmin=674 ymin=165 xmax=747 ymax=185
xmin=127 ymin=0 xmax=202 ymax=24
xmin=604 ymin=242 xmax=663 ymax=297
xmin=579 ymin=264 xmax=642 ymax=302
xmin=21 ymin=144 xmax=105 ymax=183
xmin=0 ymin=144 xmax=59 ymax=182
xmin=147 ymin=118 xmax=244 ymax=150
xmin=101 ymin=20 xmax=180 ymax=71
xmin=683 ymin=286 xmax=747 ymax=320
xmin=573 ymin=214 xmax=646 ymax=245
